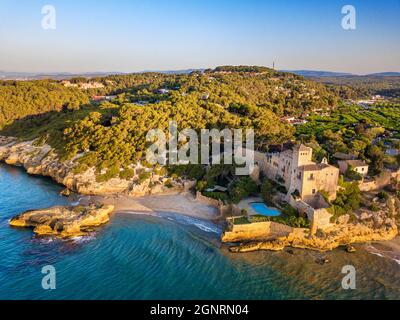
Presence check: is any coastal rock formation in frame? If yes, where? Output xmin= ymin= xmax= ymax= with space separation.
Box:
xmin=227 ymin=219 xmax=398 ymax=253
xmin=10 ymin=204 xmax=115 ymax=238
xmin=0 ymin=136 xmax=187 ymax=196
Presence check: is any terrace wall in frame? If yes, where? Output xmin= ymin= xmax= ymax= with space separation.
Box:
xmin=221 ymin=220 xmax=293 ymax=243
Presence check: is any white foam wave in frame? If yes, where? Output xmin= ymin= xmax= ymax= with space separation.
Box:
xmin=166 ymin=214 xmax=221 ymax=234
xmin=370 ymin=252 xmax=384 ymax=258
xmin=71 ymin=234 xmax=96 ymax=243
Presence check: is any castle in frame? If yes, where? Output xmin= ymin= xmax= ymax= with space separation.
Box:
xmin=256 ymin=143 xmax=339 ymax=203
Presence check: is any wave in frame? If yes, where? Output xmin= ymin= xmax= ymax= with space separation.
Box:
xmin=159 ymin=213 xmax=221 ymax=235
xmin=70 ymin=234 xmax=96 ymax=244
xmin=366 ymin=245 xmax=400 ymax=265
xmin=121 ymin=210 xmax=221 ymax=235
xmin=370 ymin=252 xmax=384 ymax=258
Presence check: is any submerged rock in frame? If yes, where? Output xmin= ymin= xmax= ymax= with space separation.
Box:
xmin=315 ymin=258 xmax=331 ymax=265
xmin=346 ymin=245 xmax=357 ymax=253
xmin=10 ymin=204 xmax=114 ymax=238
xmin=60 ymin=188 xmax=71 ymax=197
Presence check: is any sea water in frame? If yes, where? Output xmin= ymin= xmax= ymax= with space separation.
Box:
xmin=1 ymin=163 xmax=400 ymax=300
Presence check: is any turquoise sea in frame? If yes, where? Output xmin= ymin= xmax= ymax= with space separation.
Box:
xmin=1 ymin=163 xmax=400 ymax=300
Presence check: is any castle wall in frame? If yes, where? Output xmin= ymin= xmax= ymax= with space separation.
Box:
xmin=300 ymin=167 xmax=339 ymax=201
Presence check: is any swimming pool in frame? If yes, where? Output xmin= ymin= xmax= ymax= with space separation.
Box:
xmin=250 ymin=203 xmax=281 ymax=217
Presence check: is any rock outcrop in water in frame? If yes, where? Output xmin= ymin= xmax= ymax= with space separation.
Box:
xmin=227 ymin=219 xmax=398 ymax=253
xmin=10 ymin=204 xmax=115 ymax=238
xmin=0 ymin=136 xmax=191 ymax=196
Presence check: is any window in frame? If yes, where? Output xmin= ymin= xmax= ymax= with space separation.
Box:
xmin=312 ymin=189 xmax=316 ymax=194
xmin=309 ymin=173 xmax=314 ymax=180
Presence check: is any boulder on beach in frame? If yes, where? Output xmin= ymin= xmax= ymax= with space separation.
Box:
xmin=10 ymin=204 xmax=114 ymax=238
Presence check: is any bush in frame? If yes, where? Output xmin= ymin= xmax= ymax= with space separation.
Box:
xmin=138 ymin=171 xmax=151 ymax=183
xmin=168 ymin=164 xmax=205 ymax=180
xmin=261 ymin=180 xmax=275 ymax=204
xmin=254 ymin=215 xmax=310 ymax=228
xmin=96 ymin=165 xmax=120 ymax=182
xmin=119 ymin=168 xmax=135 ymax=180
xmin=345 ymin=166 xmax=363 ymax=181
xmin=370 ymin=203 xmax=380 ymax=212
xmin=378 ymin=191 xmax=389 ymax=201
xmin=73 ymin=163 xmax=89 ymax=175
xmin=232 ymin=216 xmax=251 ymax=225
xmin=164 ymin=179 xmax=173 ymax=188
xmin=229 ymin=177 xmax=259 ymax=204
xmin=196 ymin=180 xmax=207 ymax=192
xmin=330 ymin=181 xmax=361 ymax=217
xmin=202 ymin=191 xmax=228 ymax=202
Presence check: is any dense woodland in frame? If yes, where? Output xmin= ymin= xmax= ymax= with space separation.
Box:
xmin=0 ymin=80 xmax=90 ymax=127
xmin=313 ymin=75 xmax=400 ymax=100
xmin=0 ymin=67 xmax=340 ymax=167
xmin=1 ymin=66 xmax=399 ymax=185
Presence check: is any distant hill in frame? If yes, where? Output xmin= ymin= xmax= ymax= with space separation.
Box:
xmin=0 ymin=69 xmax=202 ymax=80
xmin=0 ymin=71 xmax=124 ymax=80
xmin=286 ymin=70 xmax=354 ymax=77
xmin=366 ymin=72 xmax=400 ymax=77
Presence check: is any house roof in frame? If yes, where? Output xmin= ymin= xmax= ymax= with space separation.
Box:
xmin=344 ymin=160 xmax=368 ymax=167
xmin=298 ymin=144 xmax=310 ymax=152
xmin=300 ymin=163 xmax=330 ymax=171
xmin=333 ymin=152 xmax=356 ymax=160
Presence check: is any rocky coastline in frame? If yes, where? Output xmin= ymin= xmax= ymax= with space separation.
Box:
xmin=10 ymin=204 xmax=115 ymax=238
xmin=0 ymin=136 xmax=191 ymax=196
xmin=2 ymin=135 xmax=399 ymax=250
xmin=227 ymin=218 xmax=398 ymax=253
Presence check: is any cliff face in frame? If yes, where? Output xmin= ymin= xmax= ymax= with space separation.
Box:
xmin=0 ymin=136 xmax=187 ymax=196
xmin=227 ymin=219 xmax=398 ymax=253
xmin=10 ymin=204 xmax=115 ymax=238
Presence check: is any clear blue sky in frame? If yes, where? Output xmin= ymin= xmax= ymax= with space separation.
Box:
xmin=0 ymin=0 xmax=399 ymax=74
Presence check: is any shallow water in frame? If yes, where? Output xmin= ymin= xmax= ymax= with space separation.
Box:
xmin=0 ymin=163 xmax=399 ymax=300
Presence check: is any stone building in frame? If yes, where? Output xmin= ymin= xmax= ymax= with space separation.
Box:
xmin=256 ymin=143 xmax=339 ymax=202
xmin=338 ymin=159 xmax=369 ymax=178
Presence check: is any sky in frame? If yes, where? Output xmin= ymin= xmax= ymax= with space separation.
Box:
xmin=0 ymin=0 xmax=399 ymax=74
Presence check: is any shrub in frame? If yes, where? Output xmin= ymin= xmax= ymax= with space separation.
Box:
xmin=96 ymin=165 xmax=120 ymax=182
xmin=229 ymin=177 xmax=259 ymax=204
xmin=261 ymin=180 xmax=275 ymax=204
xmin=370 ymin=203 xmax=380 ymax=212
xmin=138 ymin=171 xmax=151 ymax=183
xmin=378 ymin=191 xmax=389 ymax=201
xmin=203 ymin=191 xmax=228 ymax=202
xmin=345 ymin=166 xmax=363 ymax=181
xmin=164 ymin=179 xmax=173 ymax=188
xmin=232 ymin=216 xmax=251 ymax=225
xmin=196 ymin=180 xmax=208 ymax=192
xmin=119 ymin=168 xmax=135 ymax=180
xmin=73 ymin=163 xmax=89 ymax=175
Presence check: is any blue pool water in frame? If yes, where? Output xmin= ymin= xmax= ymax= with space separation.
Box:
xmin=250 ymin=203 xmax=281 ymax=216
xmin=1 ymin=163 xmax=400 ymax=299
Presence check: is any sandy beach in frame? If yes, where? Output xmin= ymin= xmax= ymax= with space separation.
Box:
xmin=78 ymin=193 xmax=221 ymax=221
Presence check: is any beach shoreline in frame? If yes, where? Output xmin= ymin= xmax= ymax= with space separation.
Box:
xmin=77 ymin=192 xmax=222 ymax=222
